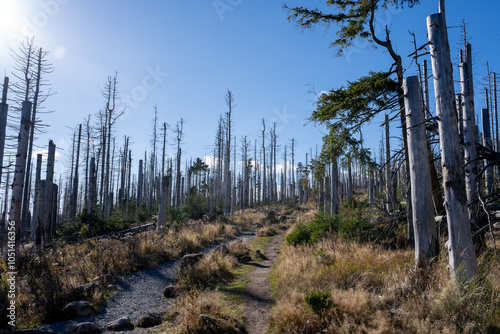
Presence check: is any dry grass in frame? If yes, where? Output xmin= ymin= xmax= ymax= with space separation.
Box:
xmin=256 ymin=226 xmax=279 ymax=237
xmin=269 ymin=237 xmax=500 ymax=333
xmin=161 ymin=289 xmax=242 ymax=334
xmin=4 ymin=221 xmax=239 ymax=328
xmin=177 ymin=251 xmax=239 ymax=289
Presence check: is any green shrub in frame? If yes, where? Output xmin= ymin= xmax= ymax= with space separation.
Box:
xmin=286 ymin=222 xmax=311 ymax=246
xmin=287 ymin=209 xmax=374 ymax=246
xmin=304 ymin=290 xmax=332 ymax=314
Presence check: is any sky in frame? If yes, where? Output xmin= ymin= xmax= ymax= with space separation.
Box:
xmin=1 ymin=0 xmax=500 ymax=179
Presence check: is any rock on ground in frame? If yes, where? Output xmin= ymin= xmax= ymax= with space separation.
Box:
xmin=136 ymin=312 xmax=163 ymax=328
xmin=60 ymin=301 xmax=96 ymax=321
xmin=105 ymin=316 xmax=134 ymax=330
xmin=65 ymin=322 xmax=101 ymax=334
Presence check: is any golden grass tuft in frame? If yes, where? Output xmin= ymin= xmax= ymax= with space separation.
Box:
xmin=177 ymin=251 xmax=238 ymax=289
xmin=165 ymin=289 xmax=242 ymax=334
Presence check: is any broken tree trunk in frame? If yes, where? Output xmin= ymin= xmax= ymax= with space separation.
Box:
xmin=427 ymin=10 xmax=477 ymax=281
xmin=404 ymin=76 xmax=439 ymax=263
xmin=157 ymin=175 xmax=170 ymax=233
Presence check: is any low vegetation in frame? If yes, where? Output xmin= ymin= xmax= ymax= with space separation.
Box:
xmin=0 ymin=219 xmax=242 ymax=328
xmin=269 ymin=205 xmax=500 ymax=333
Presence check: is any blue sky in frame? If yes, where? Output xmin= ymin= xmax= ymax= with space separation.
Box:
xmin=1 ymin=0 xmax=499 ymax=178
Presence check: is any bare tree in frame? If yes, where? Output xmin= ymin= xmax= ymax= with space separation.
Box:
xmin=224 ymin=90 xmax=234 ymax=215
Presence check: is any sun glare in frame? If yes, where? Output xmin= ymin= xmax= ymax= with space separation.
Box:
xmin=0 ymin=0 xmax=25 ymax=35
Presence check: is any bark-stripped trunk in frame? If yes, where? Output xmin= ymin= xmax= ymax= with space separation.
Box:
xmin=404 ymin=76 xmax=439 ymax=263
xmin=43 ymin=140 xmax=55 ymax=245
xmin=427 ymin=9 xmax=477 ymax=281
xmin=9 ymin=101 xmax=32 ymax=261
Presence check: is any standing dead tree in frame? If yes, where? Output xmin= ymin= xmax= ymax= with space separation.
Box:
xmin=404 ymin=76 xmax=438 ymax=263
xmin=224 ymin=90 xmax=234 ymax=215
xmin=97 ymin=73 xmax=124 ymax=216
xmin=427 ymin=2 xmax=477 ymax=281
xmin=175 ymin=119 xmax=184 ymax=208
xmin=9 ymin=100 xmax=31 ymax=261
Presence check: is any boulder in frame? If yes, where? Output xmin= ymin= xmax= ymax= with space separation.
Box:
xmin=60 ymin=301 xmax=95 ymax=320
xmin=137 ymin=312 xmax=163 ymax=328
xmin=70 ymin=282 xmax=101 ymax=300
xmin=163 ymin=284 xmax=176 ymax=298
xmin=65 ymin=322 xmax=101 ymax=334
xmin=105 ymin=316 xmax=134 ymax=330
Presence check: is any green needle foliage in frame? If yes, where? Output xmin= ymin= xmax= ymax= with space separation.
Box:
xmin=283 ymin=0 xmax=420 ymax=58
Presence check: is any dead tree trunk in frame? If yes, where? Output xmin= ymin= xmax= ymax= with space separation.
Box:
xmin=0 ymin=77 xmax=9 ymax=184
xmin=330 ymin=157 xmax=339 ymax=214
xmin=460 ymin=45 xmax=480 ymax=237
xmin=404 ymin=76 xmax=439 ymax=262
xmin=137 ymin=159 xmax=143 ymax=207
xmin=87 ymin=157 xmax=96 ymax=226
xmin=175 ymin=120 xmax=183 ymax=209
xmin=482 ymin=106 xmax=494 ymax=196
xmin=33 ymin=180 xmax=45 ymax=255
xmin=261 ymin=119 xmax=266 ymax=205
xmin=69 ymin=124 xmax=82 ymax=218
xmin=31 ymin=154 xmax=42 ymax=236
xmin=427 ymin=9 xmax=477 ymax=281
xmin=157 ymin=175 xmax=169 ymax=233
xmin=9 ymin=101 xmax=32 ymax=261
xmin=43 ymin=140 xmax=55 ymax=245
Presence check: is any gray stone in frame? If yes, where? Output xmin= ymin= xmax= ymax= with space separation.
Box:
xmin=65 ymin=322 xmax=101 ymax=334
xmin=71 ymin=282 xmax=101 ymax=300
xmin=137 ymin=312 xmax=163 ymax=328
xmin=105 ymin=316 xmax=134 ymax=331
xmin=60 ymin=301 xmax=95 ymax=320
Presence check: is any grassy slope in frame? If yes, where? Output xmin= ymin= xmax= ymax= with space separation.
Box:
xmin=268 ymin=207 xmax=500 ymax=333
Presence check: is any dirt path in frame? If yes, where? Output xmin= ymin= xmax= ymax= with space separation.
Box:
xmin=243 ymin=233 xmax=283 ymax=334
